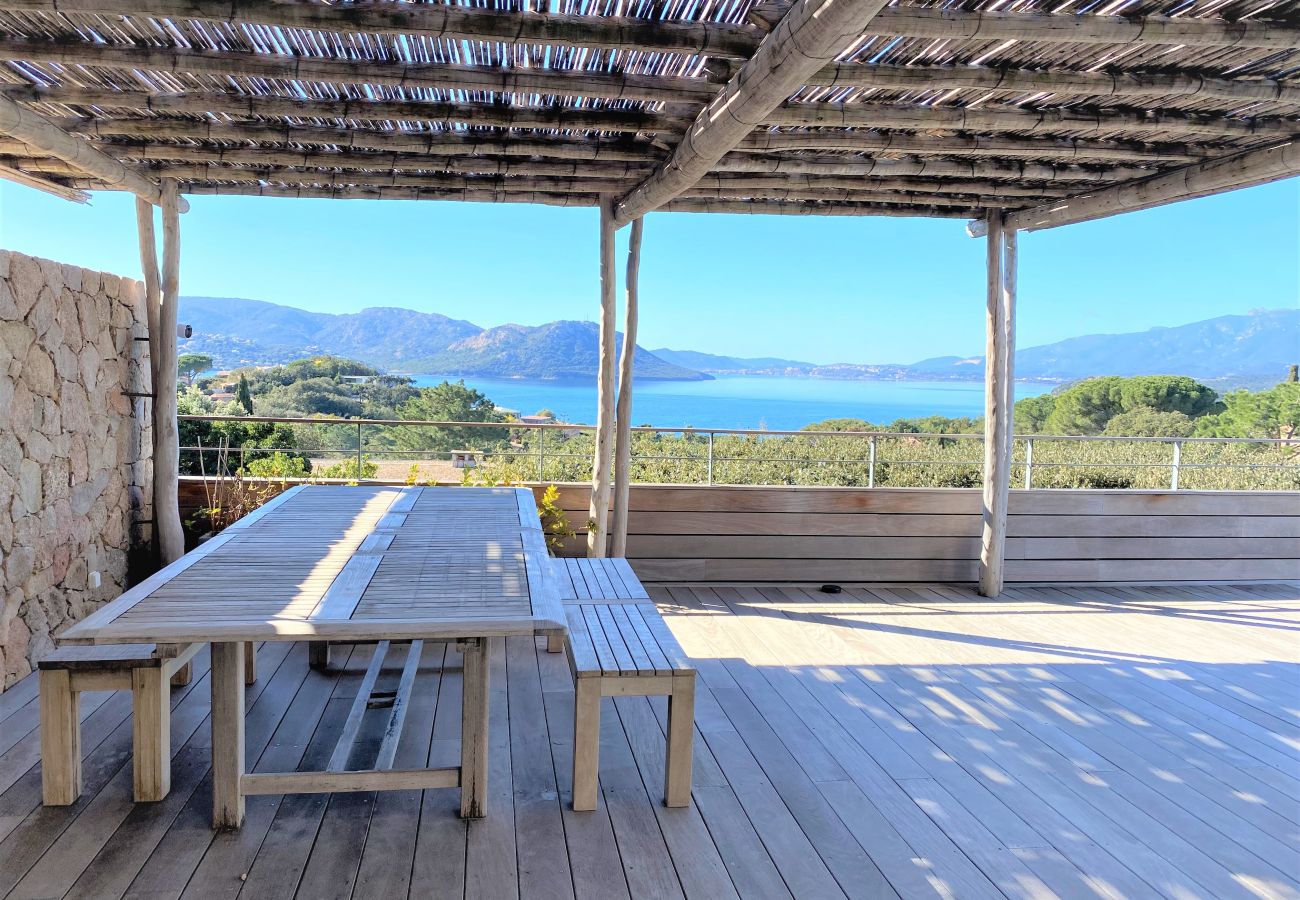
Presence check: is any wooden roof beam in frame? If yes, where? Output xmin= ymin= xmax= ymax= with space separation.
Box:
xmin=1 ymin=2 xmax=1291 ymax=58
xmin=663 ymin=198 xmax=980 ymax=217
xmin=63 ymin=113 xmax=1248 ymax=167
xmin=861 ymin=8 xmax=1299 ymax=51
xmin=0 ymin=0 xmax=763 ymax=59
xmin=1 ymin=85 xmax=694 ymax=136
xmin=25 ymin=144 xmax=659 ymax=178
xmin=715 ymin=152 xmax=1156 ymax=181
xmin=0 ymin=40 xmax=716 ymax=106
xmin=39 ymin=158 xmax=1074 ymax=200
xmin=17 ymin=139 xmax=1153 ymax=183
xmin=113 ymin=183 xmax=604 ymax=206
xmin=125 ymin=181 xmax=987 ymax=217
xmin=65 ymin=120 xmax=662 ymax=162
xmin=15 ymin=79 xmax=1270 ymax=147
xmin=105 ymin=166 xmax=637 ymax=194
xmin=1006 ymin=140 xmax=1300 ymax=231
xmin=766 ymin=101 xmax=1297 ymax=139
xmin=737 ymin=131 xmax=1204 ymax=162
xmin=0 ymin=90 xmax=181 ymax=207
xmin=810 ymin=63 xmax=1300 ymax=108
xmin=682 ymin=186 xmax=1041 ymax=206
xmin=0 ymin=160 xmax=87 ymax=201
xmin=4 ymin=40 xmax=1288 ymax=141
xmin=614 ymin=0 xmax=896 ymax=225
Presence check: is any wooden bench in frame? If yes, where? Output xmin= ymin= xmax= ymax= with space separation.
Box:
xmin=39 ymin=641 xmax=255 ymax=805
xmin=551 ymin=558 xmax=695 ymax=811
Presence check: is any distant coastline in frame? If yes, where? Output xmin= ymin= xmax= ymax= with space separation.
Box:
xmin=178 ymin=296 xmax=1297 ymax=393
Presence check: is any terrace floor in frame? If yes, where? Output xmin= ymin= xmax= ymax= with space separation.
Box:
xmin=1 ymin=582 xmax=1298 ymax=900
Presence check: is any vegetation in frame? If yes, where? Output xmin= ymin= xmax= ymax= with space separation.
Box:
xmin=177 ymin=362 xmax=1298 ymax=491
xmin=391 ymin=380 xmax=510 ymax=453
xmin=177 ymin=388 xmax=306 ymax=476
xmin=177 ymin=352 xmax=213 ymax=386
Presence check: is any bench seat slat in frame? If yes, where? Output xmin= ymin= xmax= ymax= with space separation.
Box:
xmin=594 ymin=605 xmax=635 ymax=674
xmin=39 ymin=644 xmax=169 ymax=670
xmin=565 ymin=605 xmax=601 ymax=675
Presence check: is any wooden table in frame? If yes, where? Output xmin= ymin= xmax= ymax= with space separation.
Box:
xmin=59 ymin=485 xmax=565 ymax=828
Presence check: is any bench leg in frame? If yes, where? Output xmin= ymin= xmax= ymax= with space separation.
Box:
xmin=664 ymin=675 xmax=695 ymax=808
xmin=572 ymin=678 xmax=602 ymax=811
xmin=244 ymin=642 xmax=257 ymax=685
xmin=211 ymin=642 xmax=246 ymax=828
xmin=459 ymin=638 xmax=489 ymax=818
xmin=40 ymin=669 xmax=81 ymax=806
xmin=170 ymin=661 xmax=193 ymax=687
xmin=309 ymin=641 xmax=332 ymax=671
xmin=133 ymin=667 xmax=172 ymax=802
xmin=545 ymin=630 xmax=564 ymax=654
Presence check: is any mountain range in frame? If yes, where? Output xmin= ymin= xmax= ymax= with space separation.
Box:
xmin=179 ymin=297 xmax=705 ymax=380
xmin=656 ymin=309 xmax=1299 ymax=388
xmin=179 ymin=297 xmax=1298 ymax=389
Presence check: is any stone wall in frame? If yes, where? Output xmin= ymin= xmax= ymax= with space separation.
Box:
xmin=0 ymin=249 xmax=153 ymax=690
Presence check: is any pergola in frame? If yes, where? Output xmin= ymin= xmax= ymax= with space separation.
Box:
xmin=0 ymin=0 xmax=1295 ymax=596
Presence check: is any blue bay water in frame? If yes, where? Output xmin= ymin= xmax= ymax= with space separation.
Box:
xmin=410 ymin=374 xmax=1052 ymax=431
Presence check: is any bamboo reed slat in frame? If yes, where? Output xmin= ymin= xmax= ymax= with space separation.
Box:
xmin=0 ymin=0 xmax=1290 ymax=223
xmin=615 ymin=0 xmax=896 ymax=224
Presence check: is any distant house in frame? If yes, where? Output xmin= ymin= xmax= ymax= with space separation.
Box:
xmin=341 ymin=375 xmax=375 ymax=385
xmin=518 ymin=414 xmax=555 ymax=426
xmin=209 ymin=391 xmax=236 ymax=403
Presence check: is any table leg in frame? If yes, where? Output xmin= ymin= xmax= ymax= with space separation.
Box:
xmin=459 ymin=638 xmax=489 ymax=818
xmin=211 ymin=642 xmax=246 ymax=829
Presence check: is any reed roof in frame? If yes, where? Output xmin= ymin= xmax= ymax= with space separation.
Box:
xmin=0 ymin=0 xmax=1295 ymax=221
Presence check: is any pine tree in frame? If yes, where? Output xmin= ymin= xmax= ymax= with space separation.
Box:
xmin=235 ymin=374 xmax=254 ymax=415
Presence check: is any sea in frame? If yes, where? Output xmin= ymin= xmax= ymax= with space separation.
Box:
xmin=409 ymin=374 xmax=1054 ymax=431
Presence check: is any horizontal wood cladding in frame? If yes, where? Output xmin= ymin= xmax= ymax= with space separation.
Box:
xmin=177 ymin=480 xmax=1296 ymax=585
xmin=551 ymin=484 xmax=1299 ymax=516
xmin=541 ymin=483 xmax=1299 ymax=584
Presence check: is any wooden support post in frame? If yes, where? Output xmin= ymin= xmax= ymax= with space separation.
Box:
xmin=152 ymin=181 xmax=185 ymax=565
xmin=978 ymin=213 xmax=1016 ymax=597
xmin=309 ymin=641 xmax=332 ymax=670
xmin=39 ymin=669 xmax=81 ymax=806
xmin=571 ymin=678 xmax=601 ymax=811
xmin=587 ymin=198 xmax=618 ymax=557
xmin=210 ymin=641 xmax=246 ymax=828
xmin=134 ymin=198 xmax=161 ymax=393
xmin=664 ymin=674 xmax=695 ymax=807
xmin=611 ymin=216 xmax=643 ymax=558
xmin=132 ymin=667 xmax=171 ymax=801
xmin=459 ymin=638 xmax=489 ymax=818
xmin=244 ymin=641 xmax=256 ymax=685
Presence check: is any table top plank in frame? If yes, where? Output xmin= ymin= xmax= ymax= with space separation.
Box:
xmin=60 ymin=485 xmax=564 ymax=645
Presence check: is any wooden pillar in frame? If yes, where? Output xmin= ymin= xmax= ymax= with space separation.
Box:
xmin=978 ymin=213 xmax=1017 ymax=597
xmin=134 ymin=198 xmax=161 ymax=392
xmin=587 ymin=198 xmax=618 ymax=557
xmin=152 ymin=181 xmax=185 ymax=565
xmin=611 ymin=216 xmax=643 ymax=558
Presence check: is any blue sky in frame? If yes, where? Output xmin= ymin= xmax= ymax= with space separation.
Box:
xmin=1 ymin=178 xmax=1296 ymax=365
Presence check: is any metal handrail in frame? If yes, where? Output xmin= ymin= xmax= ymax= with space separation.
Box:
xmin=178 ymin=414 xmax=1298 ymax=490
xmin=178 ymin=414 xmax=1296 ymax=444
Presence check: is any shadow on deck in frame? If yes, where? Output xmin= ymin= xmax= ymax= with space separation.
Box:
xmin=0 ymin=582 xmax=1297 ymax=899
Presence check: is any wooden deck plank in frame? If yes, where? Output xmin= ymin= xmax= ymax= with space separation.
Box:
xmin=1 ymin=581 xmax=1298 ymax=899
xmin=57 ymin=643 xmax=293 ymax=900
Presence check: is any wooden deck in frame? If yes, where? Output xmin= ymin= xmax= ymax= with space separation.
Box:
xmin=1 ymin=581 xmax=1298 ymax=900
